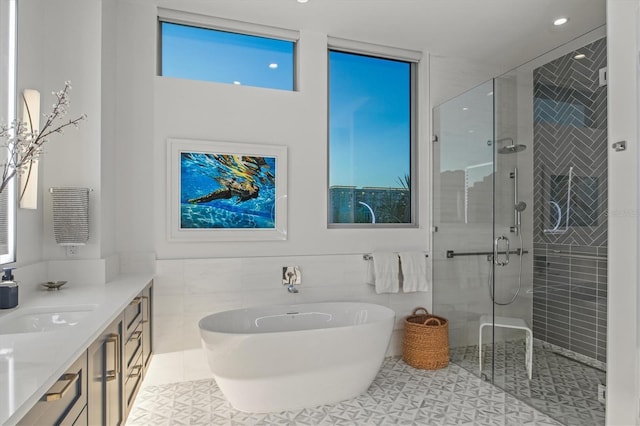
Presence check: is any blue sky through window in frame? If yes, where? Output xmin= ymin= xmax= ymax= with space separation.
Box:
xmin=329 ymin=51 xmax=411 ymax=189
xmin=161 ymin=22 xmax=294 ymax=90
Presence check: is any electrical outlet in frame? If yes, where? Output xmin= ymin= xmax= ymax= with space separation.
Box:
xmin=598 ymin=383 xmax=606 ymax=404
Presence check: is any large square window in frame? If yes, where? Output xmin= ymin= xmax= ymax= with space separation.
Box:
xmin=328 ymin=50 xmax=416 ymax=226
xmin=159 ymin=21 xmax=295 ymax=91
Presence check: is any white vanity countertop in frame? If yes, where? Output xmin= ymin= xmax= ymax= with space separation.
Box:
xmin=0 ymin=273 xmax=154 ymax=426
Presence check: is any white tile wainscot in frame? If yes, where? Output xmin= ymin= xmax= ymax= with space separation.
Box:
xmin=150 ymin=254 xmax=432 ymax=385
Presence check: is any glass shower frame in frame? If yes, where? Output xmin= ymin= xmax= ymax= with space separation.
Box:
xmin=432 ymin=73 xmax=533 ymax=384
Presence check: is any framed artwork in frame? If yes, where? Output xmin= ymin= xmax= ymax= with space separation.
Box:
xmin=167 ymin=139 xmax=287 ymax=241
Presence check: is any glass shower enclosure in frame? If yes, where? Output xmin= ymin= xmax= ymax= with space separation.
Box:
xmin=432 ymin=35 xmax=608 ymax=426
xmin=432 ymin=76 xmax=532 ymax=386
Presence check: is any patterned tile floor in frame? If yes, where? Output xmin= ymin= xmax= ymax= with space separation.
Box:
xmin=127 ymin=357 xmax=562 ymax=426
xmin=451 ymin=339 xmax=606 ymax=426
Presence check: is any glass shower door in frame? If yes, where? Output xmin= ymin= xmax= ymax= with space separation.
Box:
xmin=487 ymin=70 xmax=534 ymax=391
xmin=432 ymin=79 xmax=498 ymax=381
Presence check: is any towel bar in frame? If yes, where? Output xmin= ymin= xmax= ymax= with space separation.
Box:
xmin=363 ymin=253 xmax=429 ymax=261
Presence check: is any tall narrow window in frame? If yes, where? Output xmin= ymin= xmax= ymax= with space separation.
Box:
xmin=328 ymin=49 xmax=416 ymax=226
xmin=159 ymin=21 xmax=295 ymax=91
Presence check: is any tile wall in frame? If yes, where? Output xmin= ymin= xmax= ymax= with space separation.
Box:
xmin=151 ymin=254 xmax=432 ymax=383
xmin=532 ymin=37 xmax=608 ymax=362
xmin=532 ymin=243 xmax=607 ymax=362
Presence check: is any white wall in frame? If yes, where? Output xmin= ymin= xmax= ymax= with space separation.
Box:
xmin=152 ymin=34 xmax=430 ymax=259
xmin=39 ymin=0 xmax=103 ymax=261
xmin=607 ymin=0 xmax=640 ymax=424
xmin=14 ymin=0 xmax=115 ymax=287
xmin=108 ymin=0 xmax=435 ymax=380
xmin=15 ymin=0 xmax=45 ymax=266
xmin=111 ymin=0 xmax=431 ymax=261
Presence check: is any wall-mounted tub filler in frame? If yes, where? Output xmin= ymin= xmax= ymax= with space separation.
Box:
xmin=282 ymin=266 xmax=301 ymax=293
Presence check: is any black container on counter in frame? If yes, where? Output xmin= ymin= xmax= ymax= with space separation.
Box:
xmin=0 ymin=267 xmax=18 ymax=309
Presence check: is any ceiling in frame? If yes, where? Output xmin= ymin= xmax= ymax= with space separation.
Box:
xmin=180 ymin=0 xmax=606 ymax=74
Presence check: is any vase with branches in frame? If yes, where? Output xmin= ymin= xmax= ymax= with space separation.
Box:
xmin=0 ymin=81 xmax=86 ymax=198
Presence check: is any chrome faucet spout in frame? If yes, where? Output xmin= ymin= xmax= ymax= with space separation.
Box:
xmin=287 ymin=284 xmax=298 ymax=293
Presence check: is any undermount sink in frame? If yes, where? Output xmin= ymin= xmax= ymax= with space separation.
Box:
xmin=0 ymin=305 xmax=97 ymax=335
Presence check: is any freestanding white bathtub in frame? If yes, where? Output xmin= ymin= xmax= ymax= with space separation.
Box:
xmin=198 ymin=302 xmax=395 ymax=412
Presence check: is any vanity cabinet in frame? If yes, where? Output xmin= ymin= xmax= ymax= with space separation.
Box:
xmin=17 ymin=280 xmax=154 ymax=426
xmin=123 ymin=306 xmax=143 ymax=417
xmin=87 ymin=315 xmax=124 ymax=426
xmin=122 ymin=281 xmax=153 ymax=417
xmin=17 ymin=352 xmax=88 ymax=426
xmin=141 ymin=283 xmax=153 ymax=375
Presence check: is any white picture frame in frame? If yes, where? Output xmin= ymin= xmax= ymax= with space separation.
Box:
xmin=167 ymin=138 xmax=287 ymax=241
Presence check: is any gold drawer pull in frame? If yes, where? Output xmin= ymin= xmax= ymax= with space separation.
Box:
xmin=130 ymin=364 xmax=143 ymax=379
xmin=44 ymin=373 xmax=79 ymax=402
xmin=105 ymin=332 xmax=120 ymax=381
xmin=129 ymin=296 xmax=142 ymax=306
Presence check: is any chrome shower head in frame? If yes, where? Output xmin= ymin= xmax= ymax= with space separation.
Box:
xmin=498 ymin=144 xmax=527 ymax=154
xmin=496 ymin=137 xmax=527 ymax=154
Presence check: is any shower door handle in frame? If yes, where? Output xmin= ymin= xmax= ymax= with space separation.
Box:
xmin=493 ymin=235 xmax=510 ymax=266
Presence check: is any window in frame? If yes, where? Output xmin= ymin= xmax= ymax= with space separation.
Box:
xmin=159 ymin=20 xmax=295 ymax=91
xmin=328 ymin=48 xmax=417 ymax=226
xmin=0 ymin=0 xmax=16 ymax=264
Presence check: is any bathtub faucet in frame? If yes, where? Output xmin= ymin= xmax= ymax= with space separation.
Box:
xmin=283 ymin=266 xmax=300 ymax=293
xmin=287 ymin=272 xmax=298 ymax=293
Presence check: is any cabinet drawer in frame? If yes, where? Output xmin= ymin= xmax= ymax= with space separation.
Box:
xmin=142 ymin=282 xmax=153 ymax=373
xmin=124 ymin=323 xmax=143 ymax=373
xmin=71 ymin=405 xmax=87 ymax=426
xmin=124 ymin=353 xmax=144 ymax=415
xmin=124 ymin=294 xmax=143 ymax=336
xmin=18 ymin=353 xmax=87 ymax=426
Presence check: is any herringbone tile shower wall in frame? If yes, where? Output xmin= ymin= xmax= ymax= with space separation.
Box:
xmin=532 ymin=37 xmax=608 ymax=363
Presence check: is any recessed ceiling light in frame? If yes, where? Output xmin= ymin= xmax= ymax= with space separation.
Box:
xmin=462 ymin=107 xmax=469 ymax=111
xmin=297 ymin=0 xmax=308 ymax=3
xmin=269 ymin=63 xmax=278 ymax=69
xmin=233 ymin=81 xmax=241 ymax=85
xmin=553 ymin=17 xmax=568 ymax=26
xmin=574 ymin=53 xmax=586 ymax=59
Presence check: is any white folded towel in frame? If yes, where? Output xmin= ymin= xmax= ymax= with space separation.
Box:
xmin=399 ymin=251 xmax=430 ymax=292
xmin=371 ymin=252 xmax=400 ymax=294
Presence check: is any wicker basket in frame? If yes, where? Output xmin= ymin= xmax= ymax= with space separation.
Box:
xmin=402 ymin=307 xmax=450 ymax=370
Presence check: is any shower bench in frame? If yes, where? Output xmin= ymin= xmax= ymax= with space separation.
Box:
xmin=478 ymin=315 xmax=533 ymax=380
